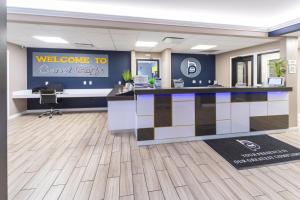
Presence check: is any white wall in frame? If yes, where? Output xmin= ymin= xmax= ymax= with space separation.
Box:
xmin=7 ymin=43 xmax=27 ymax=119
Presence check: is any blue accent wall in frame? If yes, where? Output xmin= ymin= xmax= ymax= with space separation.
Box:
xmin=171 ymin=53 xmax=215 ymax=87
xmin=27 ymin=48 xmax=131 ymax=109
xmin=268 ymin=23 xmax=300 ymax=37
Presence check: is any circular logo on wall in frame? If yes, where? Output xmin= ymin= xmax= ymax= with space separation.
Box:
xmin=180 ymin=57 xmax=201 ymax=78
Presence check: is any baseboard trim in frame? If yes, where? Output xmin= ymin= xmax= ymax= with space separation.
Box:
xmin=8 ymin=112 xmax=26 ymax=120
xmin=137 ymin=127 xmax=299 ymax=146
xmin=288 ymin=126 xmax=300 ymax=132
xmin=110 ymin=129 xmax=135 ymax=135
xmin=24 ymin=107 xmax=108 ymax=114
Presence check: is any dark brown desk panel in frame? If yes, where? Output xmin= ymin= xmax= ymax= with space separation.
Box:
xmin=154 ymin=94 xmax=172 ymax=127
xmin=195 ymin=93 xmax=216 ymax=136
xmin=231 ymin=92 xmax=267 ymax=102
xmin=250 ymin=115 xmax=289 ymax=131
xmin=137 ymin=128 xmax=154 ymax=141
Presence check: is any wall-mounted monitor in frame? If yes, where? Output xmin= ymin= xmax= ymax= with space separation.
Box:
xmin=268 ymin=77 xmax=284 ymax=86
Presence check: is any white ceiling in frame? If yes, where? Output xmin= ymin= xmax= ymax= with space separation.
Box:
xmin=7 ymin=0 xmax=300 ymax=30
xmin=7 ymin=23 xmax=278 ymax=54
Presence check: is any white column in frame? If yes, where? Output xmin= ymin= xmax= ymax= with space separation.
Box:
xmin=161 ymin=48 xmax=172 ymax=88
xmin=131 ymin=50 xmax=136 ymax=77
xmin=280 ymin=37 xmax=298 ymax=127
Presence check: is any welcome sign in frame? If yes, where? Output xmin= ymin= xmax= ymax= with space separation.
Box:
xmin=32 ymin=52 xmax=109 ymax=77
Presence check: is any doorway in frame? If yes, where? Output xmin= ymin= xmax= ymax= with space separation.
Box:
xmin=231 ymin=56 xmax=254 ymax=86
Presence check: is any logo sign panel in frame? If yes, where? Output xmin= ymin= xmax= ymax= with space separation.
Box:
xmin=32 ymin=52 xmax=109 ymax=77
xmin=180 ymin=57 xmax=201 ymax=78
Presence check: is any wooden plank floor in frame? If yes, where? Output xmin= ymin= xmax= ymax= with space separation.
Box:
xmin=7 ymin=112 xmax=300 ymax=200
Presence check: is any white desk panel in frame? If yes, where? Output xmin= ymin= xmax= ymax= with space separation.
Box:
xmin=12 ymin=89 xmax=112 ymax=99
xmin=231 ymin=102 xmax=250 ymax=133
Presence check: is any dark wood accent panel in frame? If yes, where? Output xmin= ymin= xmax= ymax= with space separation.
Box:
xmin=154 ymin=94 xmax=172 ymax=127
xmin=195 ymin=93 xmax=216 ymax=136
xmin=250 ymin=115 xmax=289 ymax=131
xmin=231 ymin=92 xmax=267 ymax=102
xmin=137 ymin=128 xmax=154 ymax=141
xmin=250 ymin=116 xmax=269 ymax=131
xmin=0 ymin=0 xmax=7 ymax=198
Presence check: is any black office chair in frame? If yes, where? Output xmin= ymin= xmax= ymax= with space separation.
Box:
xmin=39 ymin=89 xmax=62 ymax=118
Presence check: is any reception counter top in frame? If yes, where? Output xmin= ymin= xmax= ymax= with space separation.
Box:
xmin=134 ymin=86 xmax=293 ymax=94
xmin=106 ymin=86 xmax=134 ymax=101
xmin=107 ymin=86 xmax=293 ymax=100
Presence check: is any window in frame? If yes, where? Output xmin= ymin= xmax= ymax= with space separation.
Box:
xmin=136 ymin=59 xmax=159 ymax=78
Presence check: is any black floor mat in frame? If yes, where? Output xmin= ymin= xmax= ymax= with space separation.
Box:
xmin=205 ymin=135 xmax=300 ymax=169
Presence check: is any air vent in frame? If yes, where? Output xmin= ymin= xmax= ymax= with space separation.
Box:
xmin=200 ymin=49 xmax=220 ymax=54
xmin=162 ymin=37 xmax=185 ymax=44
xmin=73 ymin=42 xmax=94 ymax=48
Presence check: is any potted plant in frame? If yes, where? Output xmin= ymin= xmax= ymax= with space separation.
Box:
xmin=149 ymin=77 xmax=155 ymax=88
xmin=122 ymin=70 xmax=132 ymax=88
xmin=268 ymin=59 xmax=287 ymax=77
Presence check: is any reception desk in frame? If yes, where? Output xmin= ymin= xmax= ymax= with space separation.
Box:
xmin=107 ymin=86 xmax=293 ymax=145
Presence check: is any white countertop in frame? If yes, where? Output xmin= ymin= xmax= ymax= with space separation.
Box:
xmin=12 ymin=89 xmax=113 ymax=99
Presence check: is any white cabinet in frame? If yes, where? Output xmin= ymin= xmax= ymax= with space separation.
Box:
xmin=268 ymin=92 xmax=288 ymax=101
xmin=172 ymin=101 xmax=195 ymax=126
xmin=268 ymin=101 xmax=289 ymax=116
xmin=108 ymin=100 xmax=136 ymax=131
xmin=136 ymin=94 xmax=154 ymax=115
xmin=137 ymin=115 xmax=154 ymax=128
xmin=172 ymin=94 xmax=195 ymax=102
xmin=231 ymin=103 xmax=250 ymax=133
xmin=250 ymin=102 xmax=268 ymax=116
xmin=216 ymin=93 xmax=231 ymax=103
xmin=155 ymin=126 xmax=195 ymax=139
xmin=216 ymin=120 xmax=231 ymax=134
xmin=216 ymin=103 xmax=231 ymax=120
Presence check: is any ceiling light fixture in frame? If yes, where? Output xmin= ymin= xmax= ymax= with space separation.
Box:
xmin=135 ymin=41 xmax=158 ymax=47
xmin=191 ymin=44 xmax=217 ymax=50
xmin=33 ymin=36 xmax=69 ymax=44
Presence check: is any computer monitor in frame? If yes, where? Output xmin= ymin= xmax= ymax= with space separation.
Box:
xmin=268 ymin=77 xmax=284 ymax=86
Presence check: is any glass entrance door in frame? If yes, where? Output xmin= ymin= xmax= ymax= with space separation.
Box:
xmin=232 ymin=56 xmax=253 ymax=86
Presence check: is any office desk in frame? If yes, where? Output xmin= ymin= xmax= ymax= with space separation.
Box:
xmin=12 ymin=89 xmax=113 ymax=99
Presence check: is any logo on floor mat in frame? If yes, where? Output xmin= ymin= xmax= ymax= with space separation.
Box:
xmin=236 ymin=139 xmax=261 ymax=151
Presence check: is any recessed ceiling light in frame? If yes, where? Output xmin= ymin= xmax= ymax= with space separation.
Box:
xmin=191 ymin=45 xmax=217 ymax=50
xmin=33 ymin=36 xmax=69 ymax=44
xmin=135 ymin=41 xmax=158 ymax=47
